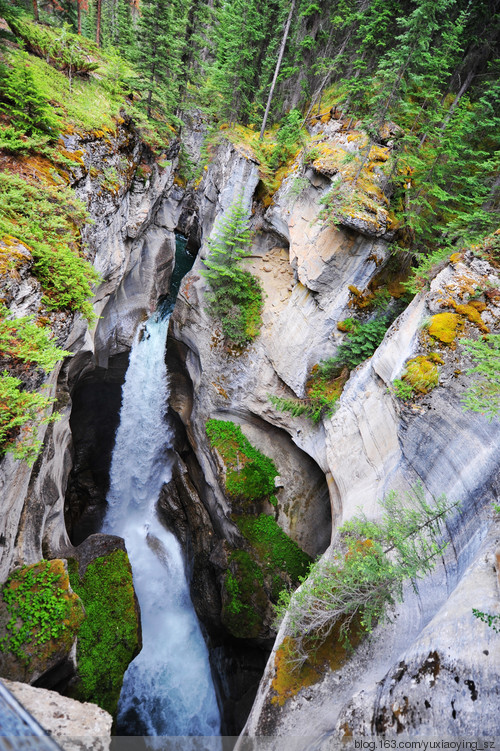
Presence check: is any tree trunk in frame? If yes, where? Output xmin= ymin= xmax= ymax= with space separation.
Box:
xmin=33 ymin=0 xmax=39 ymax=21
xmin=259 ymin=0 xmax=296 ymax=140
xmin=77 ymin=0 xmax=82 ymax=34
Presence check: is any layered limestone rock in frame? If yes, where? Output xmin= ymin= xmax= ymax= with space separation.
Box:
xmin=2 ymin=679 xmax=112 ymax=751
xmin=238 ymin=253 xmax=500 ymax=739
xmin=0 ymin=121 xmax=186 ymax=582
xmin=166 ymin=126 xmax=500 ymax=738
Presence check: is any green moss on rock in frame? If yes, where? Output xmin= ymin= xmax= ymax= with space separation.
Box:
xmin=402 ymin=355 xmax=439 ymax=394
xmin=67 ymin=550 xmax=141 ymax=717
xmin=221 ymin=550 xmax=266 ymax=639
xmin=206 ymin=418 xmax=278 ymax=503
xmin=0 ymin=560 xmax=85 ymax=682
xmin=236 ymin=514 xmax=311 ymax=584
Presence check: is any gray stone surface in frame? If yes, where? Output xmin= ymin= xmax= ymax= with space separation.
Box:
xmin=2 ymin=680 xmax=112 ymax=751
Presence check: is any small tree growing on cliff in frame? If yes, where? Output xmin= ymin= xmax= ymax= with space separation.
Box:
xmin=275 ymin=484 xmax=459 ymax=667
xmin=202 ymin=197 xmax=263 ymax=347
xmin=461 ymin=334 xmax=500 ymax=422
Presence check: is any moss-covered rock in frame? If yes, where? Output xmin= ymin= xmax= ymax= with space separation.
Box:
xmin=0 ymin=559 xmax=85 ymax=684
xmin=221 ymin=550 xmax=267 ymax=639
xmin=67 ymin=549 xmax=141 ymax=717
xmin=402 ymin=355 xmax=440 ymax=394
xmin=206 ymin=418 xmax=278 ymax=505
xmin=220 ymin=515 xmax=312 ymax=640
xmin=428 ymin=312 xmax=461 ymax=344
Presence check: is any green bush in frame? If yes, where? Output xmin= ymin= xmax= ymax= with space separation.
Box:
xmin=206 ymin=418 xmax=277 ymax=501
xmin=268 ymin=369 xmax=344 ymax=424
xmin=0 ymin=49 xmax=60 ymax=139
xmin=472 ymin=608 xmax=500 ymax=633
xmin=0 ymin=373 xmax=58 ymax=463
xmin=236 ymin=514 xmax=311 ymax=584
xmin=270 ymin=109 xmax=304 ymax=170
xmin=0 ymin=172 xmax=99 ymax=320
xmin=222 ymin=550 xmax=264 ymax=638
xmin=392 ymin=378 xmax=415 ymax=400
xmin=462 ymin=334 xmax=500 ymax=421
xmin=202 ymin=197 xmax=263 ymax=347
xmin=7 ymin=18 xmax=99 ymax=77
xmin=0 ymin=304 xmax=68 ymax=372
xmin=319 ymin=316 xmax=390 ymax=376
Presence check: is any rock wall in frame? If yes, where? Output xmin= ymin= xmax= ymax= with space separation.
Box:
xmin=165 ymin=126 xmax=500 ymax=739
xmin=2 ymin=679 xmax=112 ymax=751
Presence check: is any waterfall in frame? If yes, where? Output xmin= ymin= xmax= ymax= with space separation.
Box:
xmin=102 ymin=238 xmax=221 ymax=740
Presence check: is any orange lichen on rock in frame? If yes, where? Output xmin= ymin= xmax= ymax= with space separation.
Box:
xmin=368 ymin=144 xmax=390 ymax=162
xmin=312 ymin=143 xmax=348 ymax=176
xmin=428 ymin=312 xmax=461 ymax=344
xmin=271 ymin=618 xmax=364 ymax=706
xmin=449 ymin=300 xmax=489 ymax=333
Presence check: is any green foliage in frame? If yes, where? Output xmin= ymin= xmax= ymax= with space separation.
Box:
xmin=268 ymin=368 xmax=344 ymax=424
xmin=0 ymin=49 xmax=60 ymax=139
xmin=276 ymin=484 xmax=459 ymax=663
xmin=0 ymin=304 xmax=68 ymax=372
xmin=320 ymin=316 xmax=390 ymax=376
xmin=0 ymin=373 xmax=58 ymax=463
xmin=462 ymin=334 xmax=500 ymax=421
xmin=202 ymin=197 xmax=263 ymax=346
xmin=206 ymin=418 xmax=277 ymax=501
xmin=0 ymin=172 xmax=99 ymax=319
xmin=0 ymin=561 xmax=74 ymax=661
xmin=133 ymin=0 xmax=188 ymax=119
xmin=392 ymin=378 xmax=415 ymax=400
xmin=222 ymin=550 xmax=264 ymax=638
xmin=271 ymin=109 xmax=304 ymax=169
xmin=6 ymin=17 xmax=100 ymax=76
xmin=472 ymin=608 xmax=500 ymax=634
xmin=67 ymin=551 xmax=140 ymax=716
xmin=236 ymin=514 xmax=311 ymax=584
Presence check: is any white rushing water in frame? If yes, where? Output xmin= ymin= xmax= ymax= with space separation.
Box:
xmin=102 ymin=309 xmax=221 ymax=740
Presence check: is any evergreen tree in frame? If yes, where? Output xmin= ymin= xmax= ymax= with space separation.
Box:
xmin=0 ymin=52 xmax=59 ymax=136
xmin=134 ymin=0 xmax=188 ymax=118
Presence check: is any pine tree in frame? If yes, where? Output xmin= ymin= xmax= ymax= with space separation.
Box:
xmin=201 ymin=198 xmax=263 ymax=346
xmin=0 ymin=52 xmax=59 ymax=136
xmin=134 ymin=0 xmax=188 ymax=119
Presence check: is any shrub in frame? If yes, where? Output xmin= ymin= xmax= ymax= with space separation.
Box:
xmin=268 ymin=368 xmax=346 ymax=424
xmin=0 ymin=172 xmax=99 ymax=320
xmin=7 ymin=18 xmax=99 ymax=77
xmin=0 ymin=372 xmax=58 ymax=463
xmin=392 ymin=378 xmax=415 ymax=400
xmin=236 ymin=514 xmax=311 ymax=584
xmin=472 ymin=608 xmax=500 ymax=633
xmin=202 ymin=197 xmax=263 ymax=347
xmin=461 ymin=334 xmax=500 ymax=421
xmin=275 ymin=485 xmax=459 ymax=666
xmin=0 ymin=304 xmax=68 ymax=371
xmin=319 ymin=315 xmax=390 ymax=376
xmin=270 ymin=109 xmax=304 ymax=170
xmin=221 ymin=550 xmax=265 ymax=639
